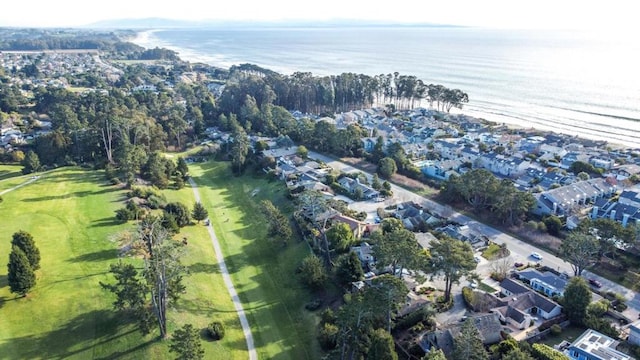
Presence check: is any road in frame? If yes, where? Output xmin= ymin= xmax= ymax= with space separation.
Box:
xmin=309 ymin=151 xmax=640 ymax=320
xmin=188 ymin=178 xmax=257 ymax=360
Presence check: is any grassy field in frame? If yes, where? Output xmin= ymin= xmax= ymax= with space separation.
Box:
xmin=0 ymin=166 xmax=247 ymax=359
xmin=189 ymin=161 xmax=321 ymax=360
xmin=0 ymin=164 xmax=22 ymax=181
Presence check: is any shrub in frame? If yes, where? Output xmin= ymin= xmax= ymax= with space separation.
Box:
xmin=462 ymin=287 xmax=475 ymax=308
xmin=207 ymin=321 xmax=225 ymax=340
xmin=550 ymin=324 xmax=562 ymax=336
xmin=532 ymin=343 xmax=569 ymax=360
xmin=318 ymin=322 xmax=338 ymax=350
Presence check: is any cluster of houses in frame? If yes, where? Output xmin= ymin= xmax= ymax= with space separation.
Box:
xmin=294 ymin=106 xmax=640 ymax=232
xmin=0 ymin=50 xmax=123 ymax=88
xmin=420 ymin=264 xmax=640 ymax=360
xmin=0 ymin=119 xmax=52 ymax=148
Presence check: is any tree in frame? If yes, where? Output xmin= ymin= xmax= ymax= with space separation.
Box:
xmin=326 ymin=222 xmax=356 ymax=252
xmin=422 ymin=349 xmax=447 ymax=360
xmin=368 ymin=328 xmax=398 ymax=360
xmin=299 ymin=254 xmax=327 ymax=290
xmin=191 ymin=202 xmax=208 ymax=224
xmin=169 ymin=324 xmax=204 ymax=360
xmin=11 ymin=230 xmax=41 ymax=270
xmin=452 ymin=318 xmax=489 ymax=360
xmin=297 ymin=145 xmax=308 ymax=159
xmin=101 ymin=218 xmax=186 ymax=338
xmin=559 ymin=231 xmax=599 ymax=276
xmin=259 ymin=199 xmax=292 ymax=246
xmin=176 ymin=157 xmax=189 ymax=179
xmin=562 ymin=277 xmax=591 ymax=325
xmin=377 ymin=157 xmax=397 ymax=179
xmin=502 ymin=348 xmax=535 ymax=360
xmin=164 ymin=202 xmax=191 ymax=227
xmin=21 ymin=150 xmax=41 ymax=174
xmin=543 ymin=216 xmax=563 ymax=236
xmin=372 ymin=228 xmax=426 ymax=279
xmin=230 ymin=125 xmax=249 ymax=175
xmin=335 ymin=251 xmax=365 ymax=287
xmin=7 ymin=246 xmax=36 ymax=296
xmin=429 ymin=235 xmax=477 ymax=302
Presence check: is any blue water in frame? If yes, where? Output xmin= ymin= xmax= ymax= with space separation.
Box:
xmin=134 ymin=26 xmax=640 ymax=147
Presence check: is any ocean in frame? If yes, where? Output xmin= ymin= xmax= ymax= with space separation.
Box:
xmin=132 ymin=26 xmax=640 ymax=148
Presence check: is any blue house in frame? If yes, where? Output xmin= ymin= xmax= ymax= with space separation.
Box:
xmin=516 ymin=269 xmax=567 ymax=297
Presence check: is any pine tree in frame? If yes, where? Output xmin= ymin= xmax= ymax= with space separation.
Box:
xmin=191 ymin=202 xmax=208 ymax=223
xmin=11 ymin=230 xmax=41 ymax=270
xmin=452 ymin=318 xmax=489 ymax=360
xmin=7 ymin=246 xmax=36 ymax=296
xmin=169 ymin=324 xmax=204 ymax=360
xmin=176 ymin=157 xmax=189 ymax=179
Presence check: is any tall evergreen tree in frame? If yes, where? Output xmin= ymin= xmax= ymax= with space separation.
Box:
xmin=335 ymin=251 xmax=365 ymax=287
xmin=452 ymin=318 xmax=489 ymax=360
xmin=176 ymin=157 xmax=189 ymax=179
xmin=7 ymin=246 xmax=36 ymax=296
xmin=191 ymin=202 xmax=208 ymax=223
xmin=368 ymin=328 xmax=398 ymax=360
xmin=562 ymin=277 xmax=592 ymax=325
xmin=11 ymin=230 xmax=41 ymax=270
xmin=169 ymin=324 xmax=205 ymax=360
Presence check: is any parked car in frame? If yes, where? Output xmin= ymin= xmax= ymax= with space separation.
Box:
xmin=588 ymin=278 xmax=603 ymax=288
xmin=514 ymin=262 xmax=524 ymax=268
xmin=474 ymin=256 xmax=481 ymax=263
xmin=530 ymin=252 xmax=543 ymax=260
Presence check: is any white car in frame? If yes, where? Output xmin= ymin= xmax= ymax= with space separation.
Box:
xmin=530 ymin=252 xmax=543 ymax=260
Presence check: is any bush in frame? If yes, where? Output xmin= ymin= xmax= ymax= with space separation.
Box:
xmin=207 ymin=321 xmax=225 ymax=340
xmin=462 ymin=287 xmax=475 ymax=308
xmin=550 ymin=324 xmax=562 ymax=336
xmin=318 ymin=322 xmax=338 ymax=350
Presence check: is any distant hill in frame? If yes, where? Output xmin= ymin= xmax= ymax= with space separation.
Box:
xmin=85 ymin=17 xmax=462 ymax=30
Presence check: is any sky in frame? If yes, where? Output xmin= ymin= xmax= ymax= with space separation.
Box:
xmin=1 ymin=0 xmax=638 ymax=31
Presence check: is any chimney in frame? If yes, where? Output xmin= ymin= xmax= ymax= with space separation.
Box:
xmin=552 ymin=202 xmax=558 ymax=214
xmin=623 ymin=213 xmax=630 ymax=227
xmin=591 ymin=206 xmax=599 ymax=219
xmin=610 ymin=210 xmax=616 ymax=220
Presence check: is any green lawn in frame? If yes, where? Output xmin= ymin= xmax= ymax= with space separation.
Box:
xmin=189 ymin=161 xmax=321 ymax=360
xmin=540 ymin=324 xmax=587 ymax=347
xmin=0 ymin=164 xmax=23 ymax=181
xmin=0 ymin=167 xmax=247 ymax=359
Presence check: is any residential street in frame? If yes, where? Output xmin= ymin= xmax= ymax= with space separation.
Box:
xmin=309 ymin=151 xmax=640 ymax=321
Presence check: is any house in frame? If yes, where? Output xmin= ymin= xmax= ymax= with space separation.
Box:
xmin=496 ymin=278 xmax=563 ymax=322
xmin=565 ymin=329 xmax=631 ymax=360
xmin=350 ymin=242 xmax=375 ymax=268
xmin=610 ymin=164 xmax=640 ymax=181
xmin=337 ymin=177 xmax=380 ymax=200
xmin=361 ymin=137 xmax=377 ymax=152
xmin=628 ymin=320 xmax=640 ymax=346
xmin=330 ymin=214 xmax=368 ymax=239
xmin=418 ymin=159 xmax=462 ymax=180
xmin=533 ymin=178 xmax=617 ymax=217
xmin=515 ymin=269 xmax=567 ymax=297
xmin=419 ymin=313 xmax=503 ymax=358
xmin=433 ymin=139 xmax=462 ymax=160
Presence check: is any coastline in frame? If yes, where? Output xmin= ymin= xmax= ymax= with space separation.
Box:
xmin=129 ymin=30 xmax=638 ymax=150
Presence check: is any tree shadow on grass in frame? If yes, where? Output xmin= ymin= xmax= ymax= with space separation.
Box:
xmin=0 ymin=309 xmax=153 ymax=360
xmin=0 ymin=274 xmax=6 ymax=288
xmin=67 ymin=249 xmax=119 ymax=263
xmin=187 ymin=262 xmax=220 ymax=275
xmin=91 ymin=217 xmax=123 ymax=228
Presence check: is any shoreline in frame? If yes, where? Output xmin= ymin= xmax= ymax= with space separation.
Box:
xmin=129 ymin=30 xmax=639 ymax=150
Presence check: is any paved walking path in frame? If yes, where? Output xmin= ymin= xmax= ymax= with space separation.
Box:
xmin=188 ymin=178 xmax=257 ymax=360
xmin=0 ymin=175 xmax=40 ymax=196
